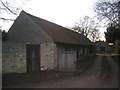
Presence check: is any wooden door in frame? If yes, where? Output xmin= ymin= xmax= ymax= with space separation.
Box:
xmin=66 ymin=51 xmax=76 ymax=69
xmin=26 ymin=44 xmax=40 ymax=72
xmin=58 ymin=51 xmax=66 ymax=69
xmin=58 ymin=51 xmax=76 ymax=70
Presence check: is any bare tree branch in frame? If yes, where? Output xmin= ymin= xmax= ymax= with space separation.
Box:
xmin=0 ymin=0 xmax=30 ymax=21
xmin=0 ymin=0 xmax=17 ymax=15
xmin=72 ymin=16 xmax=100 ymax=42
xmin=0 ymin=17 xmax=14 ymax=21
xmin=94 ymin=0 xmax=120 ymax=25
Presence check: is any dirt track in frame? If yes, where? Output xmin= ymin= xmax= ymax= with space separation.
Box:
xmin=3 ymin=55 xmax=118 ymax=88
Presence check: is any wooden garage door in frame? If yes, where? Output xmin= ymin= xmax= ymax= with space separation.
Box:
xmin=26 ymin=44 xmax=40 ymax=72
xmin=58 ymin=51 xmax=76 ymax=70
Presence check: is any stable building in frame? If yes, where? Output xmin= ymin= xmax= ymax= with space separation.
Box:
xmin=2 ymin=11 xmax=95 ymax=73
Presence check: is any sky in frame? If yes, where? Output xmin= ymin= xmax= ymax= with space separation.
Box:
xmin=0 ymin=0 xmax=106 ymax=40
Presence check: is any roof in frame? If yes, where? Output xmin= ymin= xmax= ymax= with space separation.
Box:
xmin=7 ymin=10 xmax=94 ymax=45
xmin=24 ymin=11 xmax=94 ymax=45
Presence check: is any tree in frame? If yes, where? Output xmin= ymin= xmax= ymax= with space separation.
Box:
xmin=89 ymin=29 xmax=100 ymax=42
xmin=0 ymin=0 xmax=29 ymax=21
xmin=72 ymin=16 xmax=100 ymax=42
xmin=95 ymin=0 xmax=120 ymax=43
xmin=105 ymin=23 xmax=120 ymax=43
xmin=95 ymin=0 xmax=120 ymax=25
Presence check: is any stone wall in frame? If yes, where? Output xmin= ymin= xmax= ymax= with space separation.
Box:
xmin=41 ymin=43 xmax=57 ymax=70
xmin=2 ymin=41 xmax=57 ymax=73
xmin=0 ymin=31 xmax=2 ymax=89
xmin=2 ymin=41 xmax=95 ymax=73
xmin=0 ymin=31 xmax=2 ymax=72
xmin=2 ymin=41 xmax=26 ymax=74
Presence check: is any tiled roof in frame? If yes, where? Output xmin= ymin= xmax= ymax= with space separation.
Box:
xmin=25 ymin=11 xmax=94 ymax=45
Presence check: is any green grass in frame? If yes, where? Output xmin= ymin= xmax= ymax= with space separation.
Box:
xmin=101 ymin=56 xmax=111 ymax=73
xmin=96 ymin=52 xmax=119 ymax=56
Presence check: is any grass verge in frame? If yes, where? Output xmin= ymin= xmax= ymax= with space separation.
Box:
xmin=96 ymin=52 xmax=119 ymax=56
xmin=100 ymin=56 xmax=111 ymax=79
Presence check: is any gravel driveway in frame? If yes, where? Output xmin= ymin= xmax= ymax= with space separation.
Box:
xmin=3 ymin=55 xmax=118 ymax=88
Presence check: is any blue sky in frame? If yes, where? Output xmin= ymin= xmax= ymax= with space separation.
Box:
xmin=0 ymin=0 xmax=105 ymax=40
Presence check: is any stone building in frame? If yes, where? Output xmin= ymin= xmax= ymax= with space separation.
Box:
xmin=2 ymin=11 xmax=95 ymax=74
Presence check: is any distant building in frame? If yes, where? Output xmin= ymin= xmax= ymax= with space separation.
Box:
xmin=2 ymin=11 xmax=95 ymax=74
xmin=95 ymin=41 xmax=113 ymax=52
